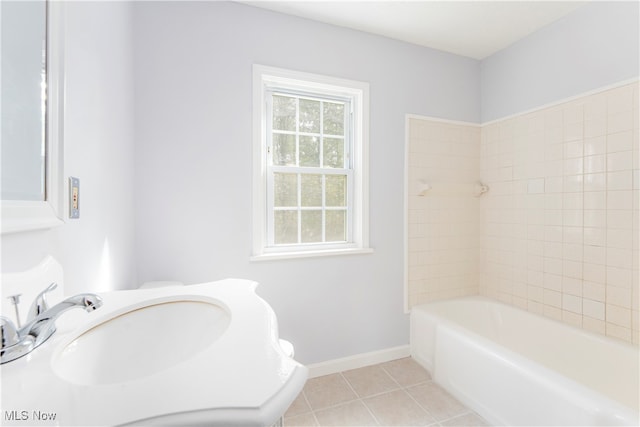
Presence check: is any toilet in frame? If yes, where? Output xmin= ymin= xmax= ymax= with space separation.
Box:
xmin=278 ymin=338 xmax=295 ymax=358
xmin=139 ymin=280 xmax=294 ymax=357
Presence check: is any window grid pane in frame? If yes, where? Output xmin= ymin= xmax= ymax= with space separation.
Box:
xmin=271 ymin=172 xmax=349 ymax=245
xmin=301 ymin=174 xmax=322 ymax=207
xmin=272 ymin=133 xmax=296 ymax=166
xmin=323 ymin=101 xmax=344 ymax=136
xmin=301 ymin=210 xmax=322 ymax=243
xmin=325 ymin=209 xmax=347 ymax=242
xmin=268 ymin=91 xmax=351 ymax=247
xmin=271 ymin=96 xmax=346 ymax=170
xmin=272 ymin=95 xmax=296 ymax=131
xmin=273 ymin=173 xmax=298 ymax=207
xmin=299 ymin=135 xmax=320 ymax=167
xmin=274 ymin=210 xmax=298 ymax=244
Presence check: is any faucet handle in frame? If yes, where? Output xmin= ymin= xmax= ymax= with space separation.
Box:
xmin=27 ymin=282 xmax=58 ymax=322
xmin=6 ymin=294 xmax=22 ymax=328
xmin=1 ymin=316 xmax=19 ymax=348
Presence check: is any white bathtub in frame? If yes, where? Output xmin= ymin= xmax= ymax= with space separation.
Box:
xmin=410 ymin=296 xmax=639 ymax=426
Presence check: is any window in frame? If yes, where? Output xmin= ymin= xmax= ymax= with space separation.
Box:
xmin=252 ymin=65 xmax=371 ymax=260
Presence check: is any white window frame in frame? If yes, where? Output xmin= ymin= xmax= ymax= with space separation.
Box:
xmin=251 ymin=65 xmax=371 ymax=261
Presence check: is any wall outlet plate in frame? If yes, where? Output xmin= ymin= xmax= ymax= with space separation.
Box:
xmin=69 ymin=177 xmax=80 ymax=219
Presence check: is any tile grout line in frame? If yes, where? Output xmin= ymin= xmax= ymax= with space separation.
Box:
xmin=300 ymin=389 xmax=322 ymax=427
xmin=299 ymin=373 xmax=361 ymax=413
xmin=381 ymin=366 xmax=440 ymax=425
xmin=378 ymin=363 xmax=404 ymax=390
xmin=437 ymin=410 xmax=479 ymax=426
xmin=377 ymin=362 xmax=439 ymax=425
xmin=301 ymin=379 xmax=437 ymax=425
xmin=380 ymin=361 xmax=477 ymax=426
xmin=287 ymin=360 xmax=488 ymax=427
xmin=402 ymin=382 xmax=440 ymax=425
xmin=339 ymin=371 xmax=382 ymax=426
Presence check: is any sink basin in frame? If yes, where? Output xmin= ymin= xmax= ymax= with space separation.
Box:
xmin=52 ymin=300 xmax=230 ymax=385
xmin=3 ymin=279 xmax=307 ymax=426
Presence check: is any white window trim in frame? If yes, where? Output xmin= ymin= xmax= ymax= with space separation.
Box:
xmin=251 ymin=65 xmax=371 ymax=261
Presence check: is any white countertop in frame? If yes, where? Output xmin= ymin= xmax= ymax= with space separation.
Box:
xmin=0 ymin=279 xmax=308 ymax=426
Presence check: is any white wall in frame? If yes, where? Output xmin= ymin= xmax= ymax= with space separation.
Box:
xmin=481 ymin=1 xmax=640 ymax=122
xmin=1 ymin=2 xmax=137 ymax=296
xmin=132 ymin=1 xmax=480 ymax=364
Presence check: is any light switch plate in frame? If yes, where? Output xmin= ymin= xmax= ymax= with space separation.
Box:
xmin=69 ymin=177 xmax=80 ymax=218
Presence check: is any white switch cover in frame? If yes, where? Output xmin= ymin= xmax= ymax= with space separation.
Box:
xmin=69 ymin=177 xmax=80 ymax=218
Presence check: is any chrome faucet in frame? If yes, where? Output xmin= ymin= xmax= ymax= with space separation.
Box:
xmin=1 ymin=283 xmax=102 ymax=364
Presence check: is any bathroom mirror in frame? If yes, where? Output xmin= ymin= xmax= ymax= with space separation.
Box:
xmin=1 ymin=0 xmax=65 ymax=234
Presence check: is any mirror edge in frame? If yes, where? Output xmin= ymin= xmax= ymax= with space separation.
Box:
xmin=1 ymin=1 xmax=65 ymax=235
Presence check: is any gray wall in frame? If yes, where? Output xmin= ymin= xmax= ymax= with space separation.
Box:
xmin=481 ymin=1 xmax=640 ymax=122
xmin=132 ymin=1 xmax=480 ymax=364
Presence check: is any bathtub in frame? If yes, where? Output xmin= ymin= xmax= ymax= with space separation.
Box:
xmin=410 ymin=296 xmax=639 ymax=426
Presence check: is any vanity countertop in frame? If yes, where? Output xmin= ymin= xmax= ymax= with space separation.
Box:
xmin=0 ymin=279 xmax=308 ymax=426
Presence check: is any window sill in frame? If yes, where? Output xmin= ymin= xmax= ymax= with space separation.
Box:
xmin=250 ymin=247 xmax=374 ymax=262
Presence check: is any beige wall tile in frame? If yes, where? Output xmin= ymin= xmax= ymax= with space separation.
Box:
xmin=407 ymin=118 xmax=481 ymax=308
xmin=583 ymin=298 xmax=605 ymax=320
xmin=606 ymin=322 xmax=632 ymax=342
xmin=606 ymin=304 xmax=632 ymax=327
xmin=409 ymin=83 xmax=639 ymax=345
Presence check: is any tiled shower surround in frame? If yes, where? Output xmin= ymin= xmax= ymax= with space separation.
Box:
xmin=407 ymin=118 xmax=481 ymax=306
xmin=407 ymin=81 xmax=639 ymax=345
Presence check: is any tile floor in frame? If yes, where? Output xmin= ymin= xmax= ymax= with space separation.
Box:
xmin=284 ymin=357 xmax=489 ymax=426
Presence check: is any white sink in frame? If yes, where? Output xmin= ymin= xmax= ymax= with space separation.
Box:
xmin=2 ymin=279 xmax=307 ymax=426
xmin=52 ymin=300 xmax=230 ymax=385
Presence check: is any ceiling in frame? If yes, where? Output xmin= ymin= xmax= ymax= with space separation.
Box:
xmin=242 ymin=1 xmax=588 ymax=60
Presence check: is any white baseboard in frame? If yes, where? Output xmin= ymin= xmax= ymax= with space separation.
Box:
xmin=306 ymin=345 xmax=411 ymax=378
